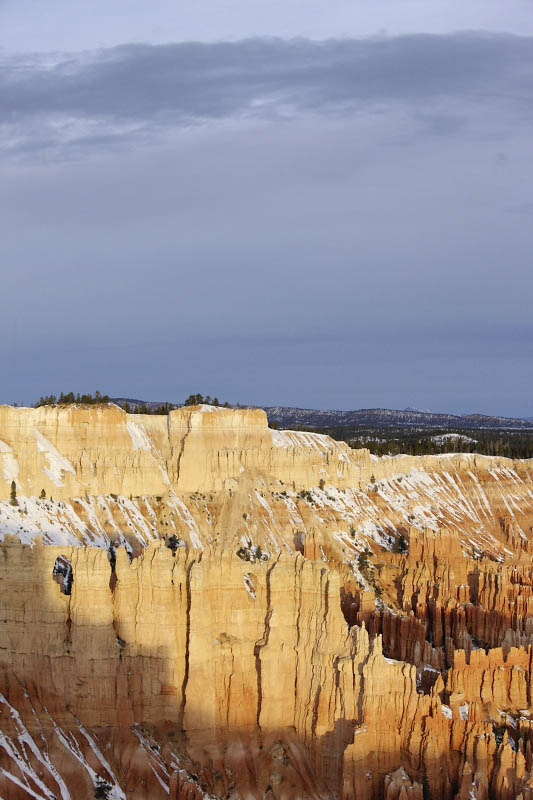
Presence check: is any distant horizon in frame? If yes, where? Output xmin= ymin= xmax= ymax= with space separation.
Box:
xmin=3 ymin=393 xmax=531 ymax=421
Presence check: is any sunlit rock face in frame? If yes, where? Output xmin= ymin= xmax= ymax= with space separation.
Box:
xmin=0 ymin=403 xmax=367 ymax=500
xmin=1 ymin=405 xmax=533 ymax=798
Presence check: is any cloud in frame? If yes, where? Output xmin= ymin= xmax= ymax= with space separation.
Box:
xmin=1 ymin=32 xmax=532 ymax=414
xmin=1 ymin=32 xmax=533 ymax=157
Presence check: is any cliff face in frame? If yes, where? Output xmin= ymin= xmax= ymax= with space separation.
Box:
xmin=0 ymin=404 xmax=368 ymax=499
xmin=1 ymin=406 xmax=530 ymax=564
xmin=0 ymin=403 xmax=518 ymax=500
xmin=0 ymin=542 xmax=438 ymax=799
xmin=4 ymin=540 xmax=533 ymax=800
xmin=1 ymin=406 xmax=533 ymax=799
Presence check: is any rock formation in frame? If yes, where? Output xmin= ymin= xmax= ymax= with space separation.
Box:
xmin=0 ymin=404 xmax=532 ymax=798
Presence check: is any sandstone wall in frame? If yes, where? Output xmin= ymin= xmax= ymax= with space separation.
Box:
xmin=3 ymin=540 xmax=533 ymax=799
xmin=1 ymin=406 xmax=533 ymax=798
xmin=0 ymin=403 xmax=525 ymax=503
xmin=0 ymin=540 xmax=405 ymax=797
xmin=0 ymin=404 xmax=370 ymax=499
xmin=0 ymin=539 xmax=360 ymax=735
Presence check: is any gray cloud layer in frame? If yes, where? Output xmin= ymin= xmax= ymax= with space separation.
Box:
xmin=1 ymin=34 xmax=533 ymax=413
xmin=2 ymin=33 xmax=533 ymax=156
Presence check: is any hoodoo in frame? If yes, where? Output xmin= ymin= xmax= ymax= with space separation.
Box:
xmin=1 ymin=404 xmax=533 ymax=799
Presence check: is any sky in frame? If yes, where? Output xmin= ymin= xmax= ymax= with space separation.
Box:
xmin=1 ymin=2 xmax=532 ymax=415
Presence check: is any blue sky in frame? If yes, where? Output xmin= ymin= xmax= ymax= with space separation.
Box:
xmin=1 ymin=2 xmax=532 ymax=414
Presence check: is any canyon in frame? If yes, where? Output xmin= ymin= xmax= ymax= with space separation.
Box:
xmin=1 ymin=404 xmax=533 ymax=799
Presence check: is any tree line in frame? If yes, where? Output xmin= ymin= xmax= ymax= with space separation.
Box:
xmin=119 ymin=394 xmax=234 ymax=414
xmin=33 ymin=391 xmax=234 ymax=414
xmin=287 ymin=423 xmax=533 ymax=460
xmin=35 ymin=391 xmax=110 ymax=407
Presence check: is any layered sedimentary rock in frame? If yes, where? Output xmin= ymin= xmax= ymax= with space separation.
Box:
xmin=0 ymin=404 xmax=369 ymax=499
xmin=1 ymin=405 xmax=533 ymax=798
xmin=0 ymin=403 xmax=519 ymax=500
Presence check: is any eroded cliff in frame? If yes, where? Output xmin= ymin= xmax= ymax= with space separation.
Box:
xmin=1 ymin=405 xmax=533 ymax=799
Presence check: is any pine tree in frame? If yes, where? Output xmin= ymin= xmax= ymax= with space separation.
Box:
xmin=10 ymin=481 xmax=18 ymax=507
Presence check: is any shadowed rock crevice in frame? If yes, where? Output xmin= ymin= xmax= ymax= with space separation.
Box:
xmin=254 ymin=557 xmax=277 ymax=730
xmin=53 ymin=553 xmax=73 ymax=595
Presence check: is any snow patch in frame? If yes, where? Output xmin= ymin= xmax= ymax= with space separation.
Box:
xmin=0 ymin=440 xmax=19 ymax=482
xmin=126 ymin=421 xmax=151 ymax=451
xmin=33 ymin=429 xmax=75 ymax=487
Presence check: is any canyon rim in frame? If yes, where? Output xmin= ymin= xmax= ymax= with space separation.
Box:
xmin=0 ymin=404 xmax=533 ymax=798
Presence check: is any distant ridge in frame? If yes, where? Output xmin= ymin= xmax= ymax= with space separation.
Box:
xmin=111 ymin=397 xmax=171 ymax=411
xmin=109 ymin=397 xmax=533 ymax=429
xmin=263 ymin=406 xmax=533 ymax=430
